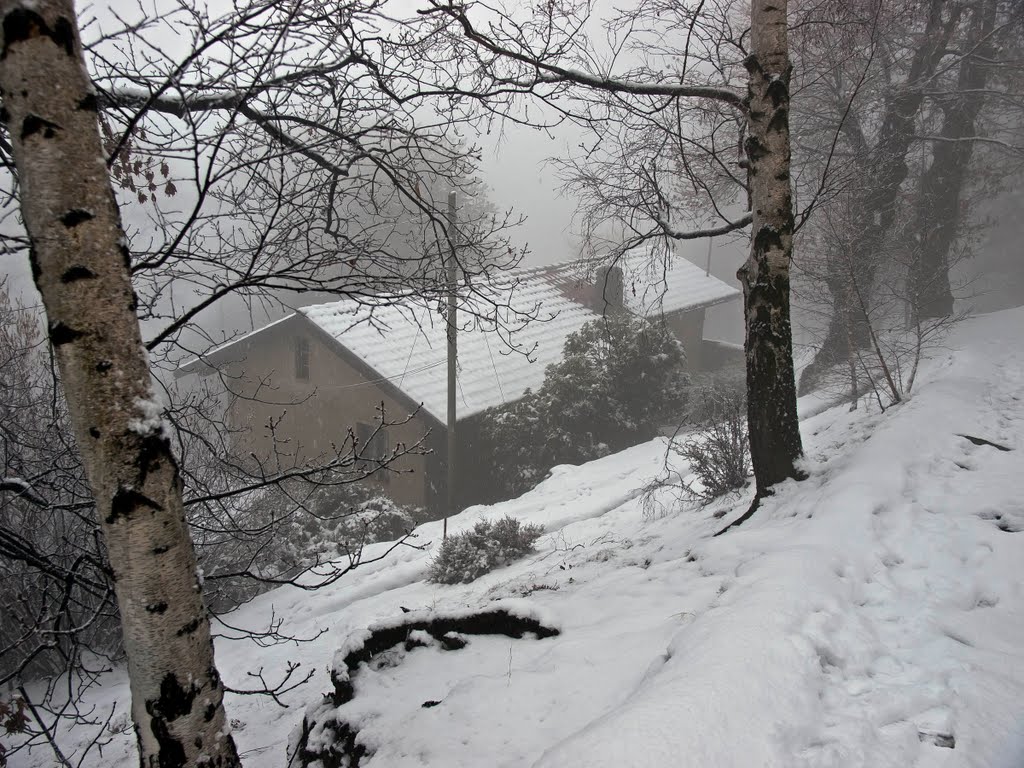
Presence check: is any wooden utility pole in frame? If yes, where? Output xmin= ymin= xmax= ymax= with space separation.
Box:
xmin=444 ymin=190 xmax=458 ymax=538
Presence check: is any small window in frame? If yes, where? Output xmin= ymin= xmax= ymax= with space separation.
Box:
xmin=295 ymin=336 xmax=310 ymax=380
xmin=356 ymin=422 xmax=390 ymax=461
xmin=356 ymin=421 xmax=391 ymax=483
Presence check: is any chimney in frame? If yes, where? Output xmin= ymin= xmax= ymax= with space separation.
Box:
xmin=594 ymin=265 xmax=625 ymax=313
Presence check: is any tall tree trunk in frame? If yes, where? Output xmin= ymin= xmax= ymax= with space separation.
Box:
xmin=799 ymin=0 xmax=962 ymax=394
xmin=911 ymin=0 xmax=998 ymax=320
xmin=738 ymin=0 xmax=804 ymax=503
xmin=0 ymin=2 xmax=240 ymax=766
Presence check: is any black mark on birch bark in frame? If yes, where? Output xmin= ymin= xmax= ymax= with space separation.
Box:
xmin=137 ymin=435 xmax=173 ymax=484
xmin=176 ymin=617 xmax=202 ymax=637
xmin=753 ymin=226 xmax=785 ymax=254
xmin=28 ymin=247 xmax=41 ymax=284
xmin=767 ymin=107 xmax=789 ymax=135
xmin=60 ymin=265 xmax=96 ymax=283
xmin=107 ymin=486 xmax=163 ymax=524
xmin=76 ymin=92 xmax=98 ymax=112
xmin=49 ymin=321 xmax=84 ymax=346
xmin=145 ymin=673 xmax=200 ymax=768
xmin=21 ymin=115 xmax=59 ymax=140
xmin=155 ymin=673 xmax=197 ymax=722
xmin=1 ymin=10 xmax=76 ymax=58
xmin=745 ymin=136 xmax=769 ymax=163
xmin=52 ymin=17 xmax=74 ymax=56
xmin=61 ymin=209 xmax=94 ymax=228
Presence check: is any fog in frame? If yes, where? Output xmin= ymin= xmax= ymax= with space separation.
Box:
xmin=4 ymin=2 xmax=1024 ymax=766
xmin=4 ymin=0 xmax=1022 ymax=354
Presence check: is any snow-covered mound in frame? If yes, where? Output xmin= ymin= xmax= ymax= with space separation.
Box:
xmin=16 ymin=307 xmax=1024 ymax=768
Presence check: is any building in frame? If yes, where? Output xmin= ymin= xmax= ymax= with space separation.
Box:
xmin=178 ymin=251 xmax=741 ymax=513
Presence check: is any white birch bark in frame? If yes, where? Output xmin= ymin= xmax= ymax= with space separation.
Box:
xmin=738 ymin=0 xmax=804 ymax=499
xmin=0 ymin=1 xmax=240 ymax=764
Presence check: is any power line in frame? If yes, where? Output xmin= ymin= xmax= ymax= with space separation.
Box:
xmin=396 ymin=331 xmax=420 ymax=389
xmin=483 ymin=331 xmax=506 ymax=404
xmin=317 ymin=359 xmax=445 ymax=392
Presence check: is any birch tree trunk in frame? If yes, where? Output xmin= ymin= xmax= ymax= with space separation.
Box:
xmin=738 ymin=0 xmax=804 ymax=501
xmin=0 ymin=1 xmax=240 ymax=765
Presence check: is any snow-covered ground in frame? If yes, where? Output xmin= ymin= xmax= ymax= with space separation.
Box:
xmin=13 ymin=307 xmax=1024 ymax=767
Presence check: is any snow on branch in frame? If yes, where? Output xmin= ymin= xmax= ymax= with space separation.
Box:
xmin=914 ymin=134 xmax=1024 ymax=155
xmin=0 ymin=477 xmax=47 ymax=508
xmin=654 ymin=212 xmax=753 ymax=240
xmin=101 ymin=87 xmax=353 ymax=178
xmin=532 ymin=69 xmax=747 ymax=108
xmin=422 ymin=1 xmax=746 ymax=110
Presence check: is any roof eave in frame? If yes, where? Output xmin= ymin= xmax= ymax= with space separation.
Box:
xmin=174 ymin=313 xmax=299 ymax=378
xmin=299 ymin=313 xmax=447 ymax=432
xmin=637 ymin=289 xmax=741 ymax=320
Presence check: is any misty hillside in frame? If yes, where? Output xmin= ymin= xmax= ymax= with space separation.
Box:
xmin=16 ymin=306 xmax=1022 ymax=768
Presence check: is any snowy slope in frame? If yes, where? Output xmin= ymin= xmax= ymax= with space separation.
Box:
xmin=13 ymin=307 xmax=1024 ymax=767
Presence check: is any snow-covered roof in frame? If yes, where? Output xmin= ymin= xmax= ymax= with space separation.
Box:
xmin=302 ymin=270 xmax=598 ymax=423
xmin=533 ymin=249 xmax=740 ymax=317
xmin=301 ymin=252 xmax=738 ymax=423
xmin=619 ymin=252 xmax=740 ymax=315
xmin=179 ymin=250 xmax=739 ymax=421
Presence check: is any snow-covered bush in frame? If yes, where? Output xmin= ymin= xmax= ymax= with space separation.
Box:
xmin=336 ymin=496 xmax=416 ymax=549
xmin=428 ymin=516 xmax=544 ymax=584
xmin=196 ymin=480 xmax=421 ymax=611
xmin=546 ymin=313 xmax=689 ymax=441
xmin=674 ymin=385 xmax=751 ymax=502
xmin=478 ymin=314 xmax=688 ymax=498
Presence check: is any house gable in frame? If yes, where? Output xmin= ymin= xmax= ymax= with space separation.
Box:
xmin=179 ymin=313 xmax=440 ymax=510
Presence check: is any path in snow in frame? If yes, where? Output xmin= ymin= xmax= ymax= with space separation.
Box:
xmin=792 ymin=319 xmax=1024 ymax=767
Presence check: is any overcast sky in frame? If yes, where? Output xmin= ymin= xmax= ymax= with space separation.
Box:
xmin=478 ymin=122 xmax=578 ymax=267
xmin=3 ymin=1 xmax=1020 ymax=345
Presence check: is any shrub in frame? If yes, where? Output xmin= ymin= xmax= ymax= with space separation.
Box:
xmin=478 ymin=314 xmax=689 ymax=498
xmin=337 ymin=496 xmax=415 ymax=546
xmin=546 ymin=313 xmax=689 ymax=443
xmin=673 ymin=385 xmax=751 ymax=503
xmin=195 ymin=479 xmax=421 ymax=612
xmin=427 ymin=516 xmax=544 ymax=584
